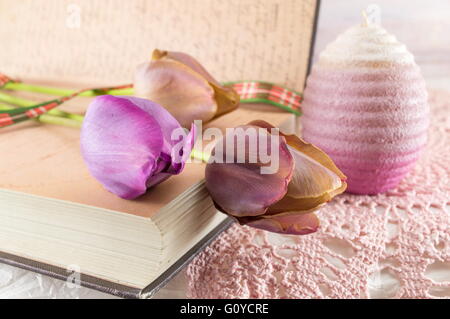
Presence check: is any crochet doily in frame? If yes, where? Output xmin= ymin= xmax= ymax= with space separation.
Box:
xmin=186 ymin=90 xmax=450 ymax=299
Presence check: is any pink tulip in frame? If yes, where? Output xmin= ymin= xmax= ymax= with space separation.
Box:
xmin=134 ymin=49 xmax=240 ymax=128
xmin=205 ymin=120 xmax=347 ymax=235
xmin=81 ymin=95 xmax=196 ymax=199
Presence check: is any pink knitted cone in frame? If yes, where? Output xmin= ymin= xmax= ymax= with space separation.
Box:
xmin=301 ymin=24 xmax=429 ymax=195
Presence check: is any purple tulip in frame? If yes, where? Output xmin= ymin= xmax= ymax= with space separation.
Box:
xmin=81 ymin=95 xmax=196 ymax=199
xmin=134 ymin=49 xmax=240 ymax=128
xmin=205 ymin=120 xmax=347 ymax=235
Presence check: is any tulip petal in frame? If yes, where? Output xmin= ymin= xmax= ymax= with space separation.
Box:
xmin=146 ymin=172 xmax=171 ymax=189
xmin=249 ymin=120 xmax=347 ymax=214
xmin=156 ymin=50 xmax=219 ymax=85
xmin=116 ymin=96 xmax=182 ymax=153
xmin=134 ymin=59 xmax=217 ymax=128
xmin=239 ymin=212 xmax=320 ymax=235
xmin=285 ymin=144 xmax=343 ymax=198
xmin=284 ymin=134 xmax=347 ymax=181
xmin=136 ymin=49 xmax=239 ymax=127
xmin=81 ymin=95 xmax=164 ymax=199
xmin=209 ymin=82 xmax=240 ymax=118
xmin=267 ymin=138 xmax=347 ymax=213
xmin=205 ymin=124 xmax=294 ymax=217
xmin=267 ymin=182 xmax=347 ymax=214
xmin=115 ymin=96 xmax=196 ymax=173
xmin=162 ymin=50 xmax=240 ymax=117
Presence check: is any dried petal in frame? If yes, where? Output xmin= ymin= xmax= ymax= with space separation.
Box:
xmin=267 ymin=138 xmax=347 ymax=213
xmin=209 ymin=81 xmax=240 ymax=118
xmin=267 ymin=182 xmax=347 ymax=214
xmin=249 ymin=120 xmax=347 ymax=214
xmin=283 ymin=134 xmax=347 ymax=181
xmin=286 ymin=145 xmax=343 ymax=197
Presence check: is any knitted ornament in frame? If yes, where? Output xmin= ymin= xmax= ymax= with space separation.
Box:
xmin=301 ymin=21 xmax=429 ymax=194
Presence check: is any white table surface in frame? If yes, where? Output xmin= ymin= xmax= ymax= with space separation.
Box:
xmin=1 ymin=0 xmax=449 ymax=299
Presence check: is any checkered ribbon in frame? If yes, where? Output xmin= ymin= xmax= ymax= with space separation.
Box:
xmin=0 ymin=73 xmax=15 ymax=88
xmin=0 ymin=75 xmax=301 ymax=128
xmin=226 ymin=81 xmax=302 ymax=115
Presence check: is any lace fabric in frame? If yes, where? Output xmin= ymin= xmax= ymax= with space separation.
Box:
xmin=187 ymin=90 xmax=450 ymax=299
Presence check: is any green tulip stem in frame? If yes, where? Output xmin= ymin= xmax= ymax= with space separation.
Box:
xmin=190 ymin=149 xmax=211 ymax=163
xmin=34 ymin=114 xmax=83 ymax=128
xmin=3 ymin=82 xmax=134 ymax=97
xmin=3 ymin=82 xmax=76 ymax=96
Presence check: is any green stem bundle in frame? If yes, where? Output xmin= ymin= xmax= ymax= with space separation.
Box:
xmin=0 ymin=91 xmax=84 ymax=122
xmin=3 ymin=82 xmax=133 ymax=97
xmin=0 ymin=101 xmax=82 ymax=128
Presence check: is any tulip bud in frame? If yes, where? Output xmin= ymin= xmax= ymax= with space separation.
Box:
xmin=205 ymin=120 xmax=347 ymax=235
xmin=134 ymin=49 xmax=239 ymax=128
xmin=81 ymin=95 xmax=196 ymax=199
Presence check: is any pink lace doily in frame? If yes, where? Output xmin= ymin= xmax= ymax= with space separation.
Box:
xmin=186 ymin=90 xmax=450 ymax=299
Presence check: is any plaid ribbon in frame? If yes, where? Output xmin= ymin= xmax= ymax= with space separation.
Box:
xmin=0 ymin=73 xmax=15 ymax=88
xmin=226 ymin=81 xmax=302 ymax=115
xmin=0 ymin=75 xmax=301 ymax=128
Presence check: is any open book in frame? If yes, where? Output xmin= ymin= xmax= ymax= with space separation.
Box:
xmin=0 ymin=0 xmax=319 ymax=298
xmin=0 ymin=98 xmax=297 ymax=297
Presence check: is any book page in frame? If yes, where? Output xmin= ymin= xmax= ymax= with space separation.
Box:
xmin=0 ymin=0 xmax=317 ymax=90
